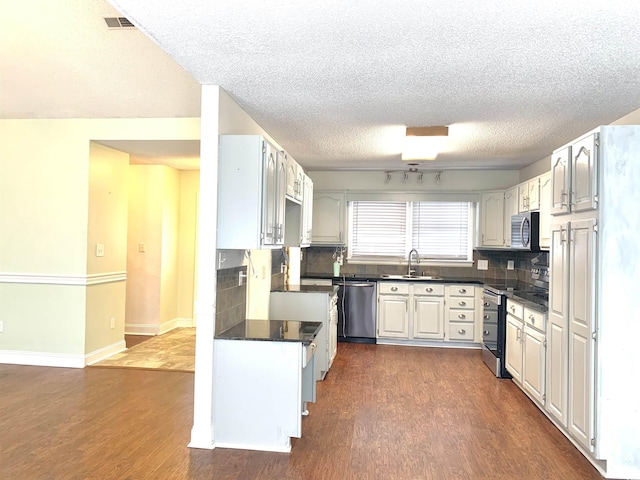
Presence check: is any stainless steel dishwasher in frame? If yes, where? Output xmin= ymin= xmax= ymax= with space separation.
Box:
xmin=334 ymin=280 xmax=377 ymax=344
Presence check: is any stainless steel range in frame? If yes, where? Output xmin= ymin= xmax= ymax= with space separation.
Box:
xmin=481 ymin=268 xmax=549 ymax=378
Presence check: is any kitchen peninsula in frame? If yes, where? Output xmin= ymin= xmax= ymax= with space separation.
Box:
xmin=213 ymin=319 xmax=322 ymax=453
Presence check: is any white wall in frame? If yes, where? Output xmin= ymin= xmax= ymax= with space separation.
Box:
xmin=0 ymin=117 xmax=199 ymax=365
xmin=85 ymin=143 xmax=129 ymax=358
xmin=177 ymin=171 xmax=200 ymax=322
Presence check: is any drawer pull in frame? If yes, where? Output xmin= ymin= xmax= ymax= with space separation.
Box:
xmin=426 ymin=287 xmax=433 ymax=293
xmin=459 ymin=288 xmax=467 ymax=294
xmin=458 ymin=329 xmax=466 ymax=335
xmin=484 ymin=315 xmax=490 ymax=320
xmin=483 ymin=330 xmax=490 ymax=335
xmin=511 ymin=306 xmax=516 ymax=312
xmin=529 ymin=315 xmax=535 ymax=323
xmin=458 ymin=301 xmax=466 ymax=306
xmin=391 ymin=286 xmax=398 ymax=292
xmin=458 ymin=313 xmax=466 ymax=319
xmin=484 ymin=302 xmax=490 ymax=307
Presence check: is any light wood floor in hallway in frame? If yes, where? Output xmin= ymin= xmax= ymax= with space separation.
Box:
xmin=0 ymin=343 xmax=602 ymax=480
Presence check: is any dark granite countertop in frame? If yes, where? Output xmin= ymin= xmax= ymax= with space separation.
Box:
xmin=215 ymin=319 xmax=322 ymax=344
xmin=303 ymin=274 xmax=484 ymax=285
xmin=271 ymin=285 xmax=338 ymax=294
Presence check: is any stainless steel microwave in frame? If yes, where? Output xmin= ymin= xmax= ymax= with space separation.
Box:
xmin=511 ymin=212 xmax=540 ymax=251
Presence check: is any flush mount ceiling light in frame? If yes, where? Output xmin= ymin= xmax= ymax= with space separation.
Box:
xmin=402 ymin=126 xmax=449 ymax=161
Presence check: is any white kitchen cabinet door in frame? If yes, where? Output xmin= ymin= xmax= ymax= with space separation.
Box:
xmin=551 ymin=146 xmax=571 ymax=215
xmin=301 ymin=175 xmax=314 ymax=246
xmin=285 ymin=154 xmax=297 ymax=200
xmin=218 ymin=135 xmax=287 ymax=249
xmin=505 ymin=314 xmax=523 ymax=383
xmin=523 ymin=325 xmax=546 ymax=405
xmin=378 ymin=295 xmax=409 ymax=338
xmin=480 ymin=191 xmax=505 ymax=246
xmin=571 ymin=133 xmax=599 ymax=213
xmin=539 ymin=172 xmax=552 ymax=249
xmin=568 ymin=218 xmax=597 ymax=452
xmin=503 ymin=186 xmax=519 ymax=247
xmin=312 ymin=191 xmax=345 ymax=244
xmin=547 ymin=222 xmax=569 ymax=427
xmin=413 ymin=296 xmax=444 ymax=340
xmin=528 ymin=177 xmax=541 ymax=211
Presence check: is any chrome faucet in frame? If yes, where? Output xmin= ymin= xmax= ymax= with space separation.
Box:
xmin=407 ymin=248 xmax=420 ymax=275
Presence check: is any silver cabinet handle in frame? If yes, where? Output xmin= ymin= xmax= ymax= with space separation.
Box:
xmin=484 ymin=315 xmax=490 ymax=320
xmin=458 ymin=313 xmax=466 ymax=319
xmin=483 ymin=302 xmax=490 ymax=307
xmin=391 ymin=286 xmax=398 ymax=292
xmin=459 ymin=301 xmax=466 ymax=306
xmin=459 ymin=288 xmax=466 ymax=294
xmin=484 ymin=330 xmax=490 ymax=335
xmin=426 ymin=287 xmax=433 ymax=293
xmin=511 ymin=306 xmax=516 ymax=312
xmin=458 ymin=329 xmax=466 ymax=335
xmin=529 ymin=315 xmax=535 ymax=324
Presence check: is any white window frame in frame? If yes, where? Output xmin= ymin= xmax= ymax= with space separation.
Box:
xmin=347 ymin=200 xmax=474 ymax=267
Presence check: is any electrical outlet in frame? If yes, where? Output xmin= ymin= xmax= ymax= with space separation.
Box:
xmin=96 ymin=243 xmax=105 ymax=257
xmin=110 ymin=317 xmax=115 ymax=329
xmin=0 ymin=320 xmax=3 ymax=333
xmin=507 ymin=260 xmax=515 ymax=270
xmin=477 ymin=259 xmax=489 ymax=270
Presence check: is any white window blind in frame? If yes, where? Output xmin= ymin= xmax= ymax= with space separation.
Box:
xmin=350 ymin=201 xmax=407 ymax=257
xmin=411 ymin=202 xmax=470 ymax=260
xmin=349 ymin=201 xmax=471 ymax=261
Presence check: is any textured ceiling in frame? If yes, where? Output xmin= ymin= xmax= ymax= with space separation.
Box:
xmin=3 ymin=1 xmax=640 ymax=171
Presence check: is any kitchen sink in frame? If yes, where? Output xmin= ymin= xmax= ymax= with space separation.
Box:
xmin=380 ymin=274 xmax=442 ymax=280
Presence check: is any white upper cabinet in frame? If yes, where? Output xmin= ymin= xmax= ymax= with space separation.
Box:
xmin=539 ymin=172 xmax=552 ymax=249
xmin=301 ymin=175 xmax=314 ymax=247
xmin=285 ymin=154 xmax=304 ymax=203
xmin=217 ymin=135 xmax=287 ymax=249
xmin=551 ymin=146 xmax=571 ymax=215
xmin=551 ymin=132 xmax=599 ymax=216
xmin=571 ymin=133 xmax=599 ymax=213
xmin=479 ymin=191 xmax=504 ymax=247
xmin=312 ymin=191 xmax=345 ymax=245
xmin=519 ymin=177 xmax=540 ymax=212
xmin=503 ymin=186 xmax=519 ymax=247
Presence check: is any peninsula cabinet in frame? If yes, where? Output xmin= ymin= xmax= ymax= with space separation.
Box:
xmin=543 ymin=125 xmax=640 ymax=480
xmin=217 ymin=135 xmax=287 ymax=249
xmin=311 ymin=191 xmax=346 ymax=244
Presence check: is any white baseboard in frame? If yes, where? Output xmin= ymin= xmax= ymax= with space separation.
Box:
xmin=188 ymin=426 xmax=215 ymax=450
xmin=85 ymin=340 xmax=126 ymax=366
xmin=0 ymin=350 xmax=85 ymax=368
xmin=126 ymin=318 xmax=193 ymax=336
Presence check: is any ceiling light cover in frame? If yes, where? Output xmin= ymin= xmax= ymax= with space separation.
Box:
xmin=402 ymin=126 xmax=449 ymax=161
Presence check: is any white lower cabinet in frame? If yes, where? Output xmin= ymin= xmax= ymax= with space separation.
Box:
xmin=378 ymin=283 xmax=480 ymax=345
xmin=269 ymin=290 xmax=338 ymax=381
xmin=505 ymin=298 xmax=547 ymax=407
xmin=445 ymin=285 xmax=477 ymax=342
xmin=377 ymin=283 xmax=411 ymax=338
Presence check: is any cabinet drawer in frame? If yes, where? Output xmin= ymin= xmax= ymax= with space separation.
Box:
xmin=448 ymin=309 xmax=475 ymax=323
xmin=451 ymin=297 xmax=473 ymax=309
xmin=378 ymin=282 xmax=409 ymax=295
xmin=506 ymin=299 xmax=523 ymax=320
xmin=449 ymin=285 xmax=475 ymax=297
xmin=449 ymin=322 xmax=474 ymax=341
xmin=412 ymin=283 xmax=445 ymax=296
xmin=524 ymin=307 xmax=546 ymax=333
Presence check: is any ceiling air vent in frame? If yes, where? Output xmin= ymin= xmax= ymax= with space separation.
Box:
xmin=104 ymin=17 xmax=135 ymax=29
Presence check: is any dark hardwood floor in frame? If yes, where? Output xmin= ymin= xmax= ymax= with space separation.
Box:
xmin=0 ymin=343 xmax=602 ymax=480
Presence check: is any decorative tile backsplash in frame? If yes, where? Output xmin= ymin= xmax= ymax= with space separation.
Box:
xmin=215 ymin=266 xmax=247 ymax=334
xmin=302 ymin=246 xmax=548 ymax=287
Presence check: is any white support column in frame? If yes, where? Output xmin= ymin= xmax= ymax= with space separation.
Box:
xmin=188 ymin=85 xmax=220 ymax=449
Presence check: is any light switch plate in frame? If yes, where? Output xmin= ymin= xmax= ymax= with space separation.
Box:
xmin=507 ymin=260 xmax=515 ymax=270
xmin=138 ymin=242 xmax=146 ymax=253
xmin=96 ymin=243 xmax=105 ymax=257
xmin=477 ymin=259 xmax=488 ymax=270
